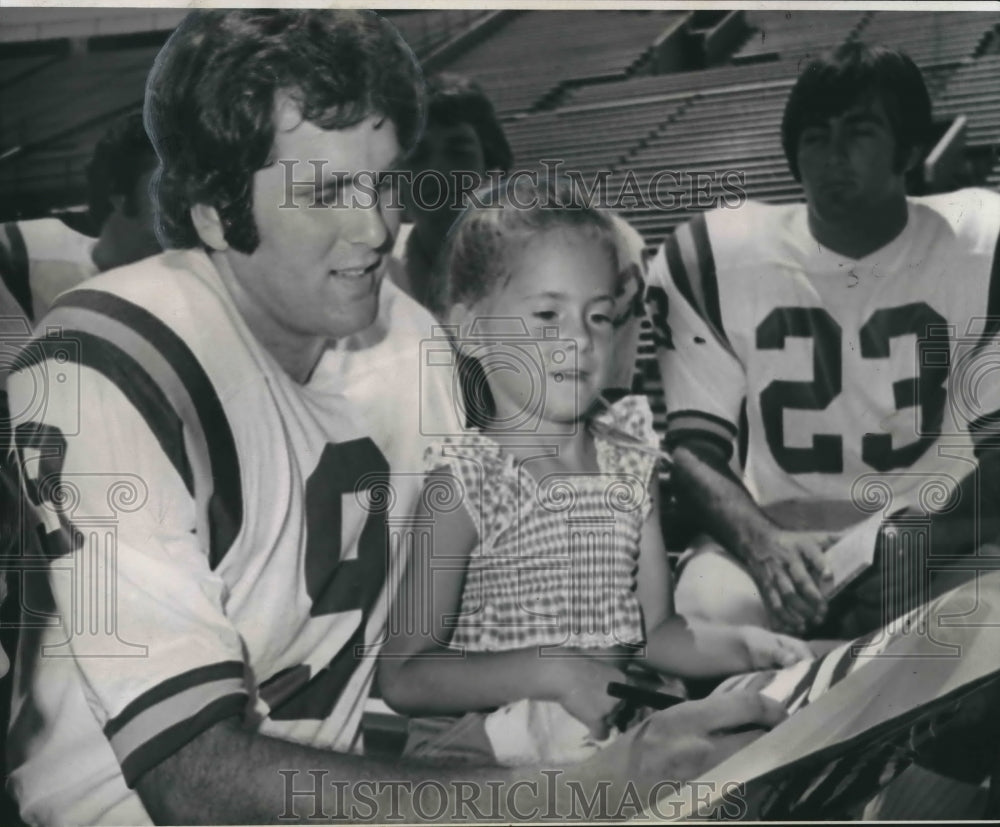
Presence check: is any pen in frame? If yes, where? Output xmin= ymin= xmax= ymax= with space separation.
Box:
xmin=607 ymin=682 xmax=686 ymax=710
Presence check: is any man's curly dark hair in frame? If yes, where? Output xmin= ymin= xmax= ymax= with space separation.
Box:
xmin=144 ymin=10 xmax=425 ymax=253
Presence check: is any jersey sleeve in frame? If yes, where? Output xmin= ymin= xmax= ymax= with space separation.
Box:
xmin=646 ymin=218 xmax=746 ymax=460
xmin=0 ymin=221 xmax=34 ymax=319
xmin=6 ymin=350 xmax=249 ymax=788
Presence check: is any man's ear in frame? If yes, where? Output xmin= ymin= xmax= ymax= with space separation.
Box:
xmin=902 ymin=143 xmax=924 ymax=175
xmin=190 ymin=204 xmax=228 ymax=251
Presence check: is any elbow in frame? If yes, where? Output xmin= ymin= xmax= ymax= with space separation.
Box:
xmin=376 ymin=660 xmax=421 ymax=716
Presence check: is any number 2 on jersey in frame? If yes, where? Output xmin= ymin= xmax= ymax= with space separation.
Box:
xmin=757 ymin=303 xmax=949 ymax=474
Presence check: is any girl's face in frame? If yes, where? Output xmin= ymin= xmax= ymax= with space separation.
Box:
xmin=468 ymin=228 xmax=619 ymax=431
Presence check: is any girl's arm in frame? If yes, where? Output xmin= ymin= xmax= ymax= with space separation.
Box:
xmin=377 ymin=470 xmax=623 ymax=724
xmin=636 ymin=485 xmax=812 ymax=679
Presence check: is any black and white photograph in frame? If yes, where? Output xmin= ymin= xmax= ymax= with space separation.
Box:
xmin=1 ymin=3 xmax=1000 ymax=823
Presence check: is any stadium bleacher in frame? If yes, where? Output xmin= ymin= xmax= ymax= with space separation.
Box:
xmin=732 ymin=9 xmax=867 ymax=65
xmin=2 ymin=8 xmax=998 ymax=224
xmin=446 ymin=10 xmax=684 ymax=116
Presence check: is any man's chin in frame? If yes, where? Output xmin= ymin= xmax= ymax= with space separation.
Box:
xmin=326 ymin=297 xmax=380 ymax=342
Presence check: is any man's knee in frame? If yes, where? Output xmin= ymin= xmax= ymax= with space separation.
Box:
xmin=674 ymin=539 xmax=771 ymax=628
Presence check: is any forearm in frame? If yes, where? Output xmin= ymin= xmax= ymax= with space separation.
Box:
xmin=672 ymin=443 xmax=775 ymax=563
xmin=643 ymin=615 xmax=753 ymax=679
xmin=379 ymin=646 xmax=571 ymax=717
xmin=138 ymin=716 xmax=521 ymax=824
xmin=136 ymin=715 xmax=676 ymax=824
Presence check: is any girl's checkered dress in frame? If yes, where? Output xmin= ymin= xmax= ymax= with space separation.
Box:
xmin=424 ymin=394 xmax=659 ymax=652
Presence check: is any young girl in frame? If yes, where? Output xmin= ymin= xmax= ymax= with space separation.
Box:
xmin=378 ymin=177 xmax=811 ymax=766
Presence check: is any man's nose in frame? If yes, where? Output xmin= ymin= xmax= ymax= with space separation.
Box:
xmin=347 ymin=201 xmax=390 ymax=251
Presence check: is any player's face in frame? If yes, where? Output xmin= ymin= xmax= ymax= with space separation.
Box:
xmin=403 ymin=121 xmax=487 ymax=234
xmin=796 ymin=96 xmax=906 ymax=225
xmin=220 ymin=107 xmax=401 ymax=352
xmin=474 ymin=230 xmax=618 ymax=428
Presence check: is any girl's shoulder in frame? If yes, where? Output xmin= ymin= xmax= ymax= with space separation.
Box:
xmin=423 ymin=432 xmax=526 ymax=548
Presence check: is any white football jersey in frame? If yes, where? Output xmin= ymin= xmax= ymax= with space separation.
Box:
xmin=0 ymin=218 xmax=98 ymax=324
xmin=5 ymin=249 xmax=461 ymax=825
xmin=649 ymin=189 xmax=1000 ymax=527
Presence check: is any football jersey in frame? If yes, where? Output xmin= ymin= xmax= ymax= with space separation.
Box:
xmin=0 ymin=218 xmax=98 ymax=324
xmin=649 ymin=189 xmax=1000 ymax=529
xmin=5 ymin=249 xmax=461 ymax=825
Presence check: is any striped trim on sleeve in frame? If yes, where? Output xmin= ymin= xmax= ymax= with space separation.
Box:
xmin=664 ymin=408 xmax=738 ymax=459
xmin=103 ymin=661 xmax=248 ymax=786
xmin=23 ymin=288 xmax=244 ymax=569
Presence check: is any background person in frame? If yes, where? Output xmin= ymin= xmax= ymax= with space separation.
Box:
xmin=0 ymin=110 xmax=160 ymax=325
xmin=395 ymin=72 xmax=513 ymax=307
xmin=649 ymin=43 xmax=1000 ymax=640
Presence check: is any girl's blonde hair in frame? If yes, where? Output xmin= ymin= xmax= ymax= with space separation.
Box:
xmin=432 ymin=173 xmax=627 ymax=318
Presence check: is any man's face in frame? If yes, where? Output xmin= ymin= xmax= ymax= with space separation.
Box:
xmin=403 ymin=121 xmax=487 ymax=234
xmin=218 ymin=106 xmax=401 ymax=349
xmin=796 ymin=95 xmax=908 ymax=224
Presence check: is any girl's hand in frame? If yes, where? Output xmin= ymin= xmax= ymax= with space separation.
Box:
xmin=552 ymin=657 xmax=628 ymax=740
xmin=740 ymin=625 xmax=814 ymax=670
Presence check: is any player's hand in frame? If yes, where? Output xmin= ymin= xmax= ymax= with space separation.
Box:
xmin=552 ymin=656 xmax=628 ymax=740
xmin=746 ymin=529 xmax=838 ymax=633
xmin=740 ymin=625 xmax=814 ymax=670
xmin=622 ymin=690 xmax=788 ymax=784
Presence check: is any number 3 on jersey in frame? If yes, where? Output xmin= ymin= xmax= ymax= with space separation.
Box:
xmin=757 ymin=303 xmax=948 ymax=474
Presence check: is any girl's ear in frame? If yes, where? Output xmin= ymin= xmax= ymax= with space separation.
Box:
xmin=444 ymin=301 xmax=492 ymax=356
xmin=444 ymin=301 xmax=474 ymax=354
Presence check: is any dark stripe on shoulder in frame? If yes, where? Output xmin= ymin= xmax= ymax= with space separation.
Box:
xmin=689 ymin=213 xmax=725 ymax=340
xmin=0 ymin=222 xmax=33 ymax=320
xmin=105 ymin=660 xmax=245 ymax=738
xmin=663 ymin=233 xmax=698 ymax=317
xmin=980 ymin=228 xmax=1000 ymax=347
xmin=12 ymin=330 xmax=194 ymax=495
xmin=52 ymin=289 xmax=243 ymax=569
xmin=120 ymin=693 xmax=247 ymax=788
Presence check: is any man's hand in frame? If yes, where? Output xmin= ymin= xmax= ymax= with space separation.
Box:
xmin=740 ymin=625 xmax=814 ymax=670
xmin=623 ymin=691 xmax=787 ymax=784
xmin=744 ymin=529 xmax=838 ymax=633
xmin=553 ymin=657 xmax=628 ymax=740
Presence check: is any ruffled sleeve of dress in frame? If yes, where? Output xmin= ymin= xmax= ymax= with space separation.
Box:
xmin=592 ymin=394 xmax=661 ymax=520
xmin=422 ymin=433 xmax=523 ymax=549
